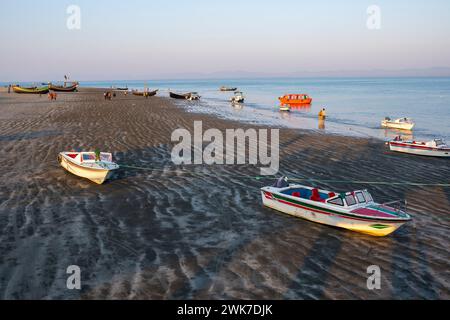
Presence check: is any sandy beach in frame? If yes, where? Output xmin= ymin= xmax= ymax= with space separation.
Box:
xmin=0 ymin=88 xmax=448 ymax=299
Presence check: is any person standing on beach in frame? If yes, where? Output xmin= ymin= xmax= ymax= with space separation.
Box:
xmin=318 ymin=108 xmax=327 ymax=120
xmin=8 ymin=84 xmax=11 ymax=93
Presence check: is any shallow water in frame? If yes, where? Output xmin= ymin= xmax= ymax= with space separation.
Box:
xmin=69 ymin=77 xmax=450 ymax=141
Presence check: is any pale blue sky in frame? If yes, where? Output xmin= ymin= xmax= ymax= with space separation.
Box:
xmin=1 ymin=0 xmax=450 ymax=81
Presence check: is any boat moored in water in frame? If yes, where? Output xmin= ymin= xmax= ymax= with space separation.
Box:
xmin=230 ymin=91 xmax=244 ymax=103
xmin=388 ymin=137 xmax=450 ymax=157
xmin=261 ymin=177 xmax=412 ymax=236
xmin=279 ymin=94 xmax=312 ymax=106
xmin=220 ymin=86 xmax=237 ymax=91
xmin=381 ymin=117 xmax=415 ymax=130
xmin=58 ymin=151 xmax=120 ymax=184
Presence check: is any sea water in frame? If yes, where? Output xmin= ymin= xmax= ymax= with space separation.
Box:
xmin=8 ymin=77 xmax=450 ymax=141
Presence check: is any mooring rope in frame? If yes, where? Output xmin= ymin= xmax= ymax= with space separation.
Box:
xmin=117 ymin=163 xmax=450 ymax=187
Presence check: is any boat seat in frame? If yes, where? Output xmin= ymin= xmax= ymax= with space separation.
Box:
xmin=292 ymin=191 xmax=301 ymax=198
xmin=310 ymin=188 xmax=325 ymax=202
xmin=328 ymin=192 xmax=336 ymax=198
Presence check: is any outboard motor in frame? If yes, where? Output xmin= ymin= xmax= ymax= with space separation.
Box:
xmin=273 ymin=176 xmax=289 ymax=188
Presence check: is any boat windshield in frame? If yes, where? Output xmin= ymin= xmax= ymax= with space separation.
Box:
xmin=345 ymin=194 xmax=357 ymax=206
xmin=355 ymin=191 xmax=366 ymax=203
xmin=434 ymin=139 xmax=445 ymax=146
xmin=82 ymin=153 xmax=96 ymax=161
xmin=363 ymin=190 xmax=373 ymax=202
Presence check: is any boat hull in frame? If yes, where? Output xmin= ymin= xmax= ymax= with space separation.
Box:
xmin=261 ymin=190 xmax=406 ymax=236
xmin=49 ymin=83 xmax=79 ymax=92
xmin=381 ymin=122 xmax=414 ymax=130
xmin=12 ymin=86 xmax=49 ymax=94
xmin=170 ymin=92 xmax=189 ymax=99
xmin=58 ymin=154 xmax=114 ymax=184
xmin=389 ymin=142 xmax=450 ymax=157
xmin=132 ymin=89 xmax=158 ymax=97
xmin=279 ymin=95 xmax=312 ymax=106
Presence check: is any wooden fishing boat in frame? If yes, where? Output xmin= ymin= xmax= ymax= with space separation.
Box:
xmin=261 ymin=177 xmax=411 ymax=236
xmin=230 ymin=91 xmax=244 ymax=103
xmin=58 ymin=151 xmax=119 ymax=184
xmin=381 ymin=117 xmax=415 ymax=130
xmin=388 ymin=137 xmax=450 ymax=157
xmin=132 ymin=89 xmax=158 ymax=97
xmin=279 ymin=94 xmax=312 ymax=106
xmin=220 ymin=86 xmax=237 ymax=91
xmin=13 ymin=86 xmax=49 ymax=94
xmin=49 ymin=82 xmax=79 ymax=92
xmin=169 ymin=92 xmax=200 ymax=100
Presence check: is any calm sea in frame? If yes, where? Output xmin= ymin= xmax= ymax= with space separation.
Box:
xmin=7 ymin=78 xmax=450 ymax=141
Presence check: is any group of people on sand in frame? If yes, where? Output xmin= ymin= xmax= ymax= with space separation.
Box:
xmin=48 ymin=92 xmax=57 ymax=100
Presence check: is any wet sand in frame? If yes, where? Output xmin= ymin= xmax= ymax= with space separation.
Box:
xmin=0 ymin=87 xmax=448 ymax=299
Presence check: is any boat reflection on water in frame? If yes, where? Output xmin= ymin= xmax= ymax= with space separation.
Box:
xmin=231 ymin=102 xmax=244 ymax=110
xmin=279 ymin=110 xmax=291 ymax=120
xmin=318 ymin=119 xmax=325 ymax=130
xmin=289 ymin=104 xmax=312 ymax=112
xmin=383 ymin=128 xmax=414 ymax=141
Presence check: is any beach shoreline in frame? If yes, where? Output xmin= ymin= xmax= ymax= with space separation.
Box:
xmin=0 ymin=87 xmax=448 ymax=299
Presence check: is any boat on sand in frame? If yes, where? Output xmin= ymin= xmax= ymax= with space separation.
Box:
xmin=170 ymin=92 xmax=200 ymax=100
xmin=388 ymin=137 xmax=450 ymax=157
xmin=381 ymin=117 xmax=415 ymax=130
xmin=49 ymin=82 xmax=79 ymax=92
xmin=13 ymin=85 xmax=49 ymax=94
xmin=132 ymin=89 xmax=158 ymax=97
xmin=58 ymin=151 xmax=119 ymax=184
xmin=261 ymin=177 xmax=412 ymax=236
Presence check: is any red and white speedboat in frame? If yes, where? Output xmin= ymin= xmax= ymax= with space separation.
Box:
xmin=261 ymin=177 xmax=412 ymax=236
xmin=388 ymin=137 xmax=450 ymax=157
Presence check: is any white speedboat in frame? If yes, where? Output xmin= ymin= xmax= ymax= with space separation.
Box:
xmin=261 ymin=177 xmax=412 ymax=236
xmin=388 ymin=137 xmax=450 ymax=157
xmin=187 ymin=92 xmax=201 ymax=101
xmin=58 ymin=151 xmax=119 ymax=184
xmin=230 ymin=91 xmax=244 ymax=103
xmin=381 ymin=117 xmax=415 ymax=130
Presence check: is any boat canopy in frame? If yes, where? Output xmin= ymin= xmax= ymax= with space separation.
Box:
xmin=328 ymin=190 xmax=374 ymax=208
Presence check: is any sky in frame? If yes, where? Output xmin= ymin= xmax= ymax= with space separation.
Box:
xmin=1 ymin=0 xmax=450 ymax=81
